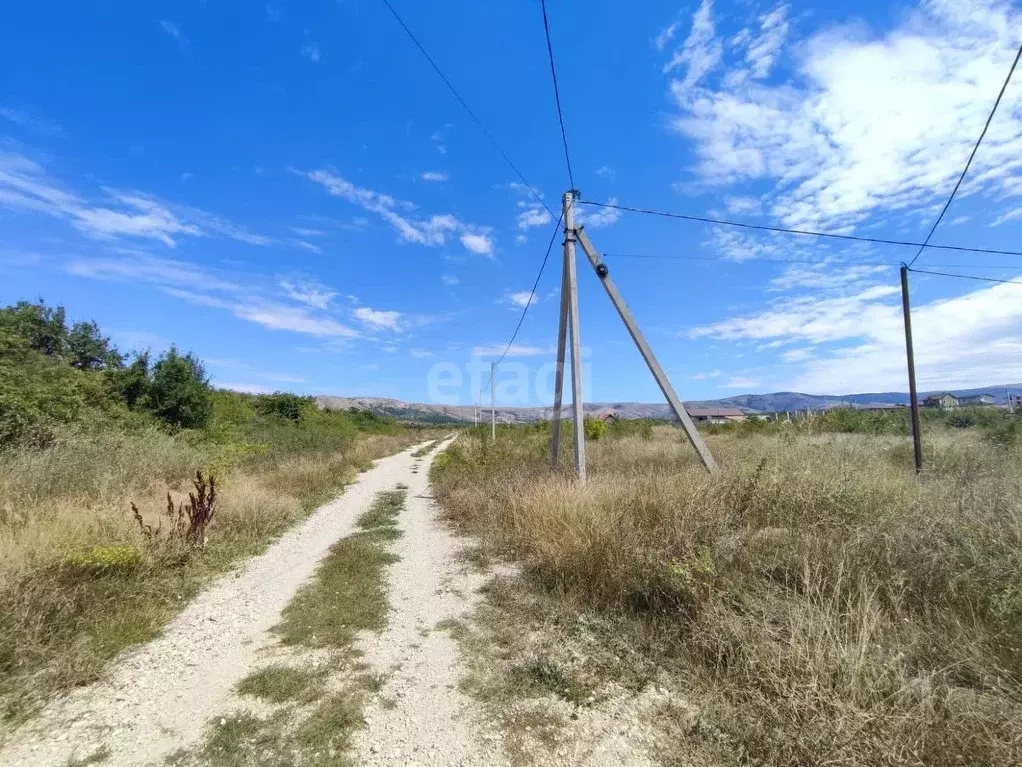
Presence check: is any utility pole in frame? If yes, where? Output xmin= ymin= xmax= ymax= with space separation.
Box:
xmin=900 ymin=265 xmax=923 ymax=474
xmin=490 ymin=362 xmax=496 ymax=442
xmin=564 ymin=191 xmax=587 ymax=482
xmin=550 ymin=243 xmax=571 ymax=467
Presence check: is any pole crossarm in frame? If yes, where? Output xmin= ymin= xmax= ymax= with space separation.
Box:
xmin=573 ymin=226 xmax=719 ymax=474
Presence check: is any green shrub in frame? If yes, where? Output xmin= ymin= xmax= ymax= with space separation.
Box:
xmin=66 ymin=545 xmax=143 ymax=573
xmin=256 ymin=392 xmax=312 ymax=423
xmin=583 ymin=416 xmax=607 ymax=441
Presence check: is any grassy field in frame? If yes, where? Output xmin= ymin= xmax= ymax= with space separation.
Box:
xmin=432 ymin=418 xmax=1022 ymax=765
xmin=0 ymin=300 xmax=443 ymax=729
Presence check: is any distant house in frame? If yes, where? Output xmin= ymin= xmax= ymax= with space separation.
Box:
xmin=598 ymin=411 xmax=619 ymax=424
xmin=687 ymin=407 xmax=747 ymax=424
xmin=959 ymin=394 xmax=995 ymax=407
xmin=924 ymin=393 xmax=960 ymax=409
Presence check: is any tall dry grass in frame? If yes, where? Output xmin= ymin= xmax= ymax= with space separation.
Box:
xmin=433 ymin=426 xmax=1022 ymax=765
xmin=0 ymin=428 xmax=432 ymax=727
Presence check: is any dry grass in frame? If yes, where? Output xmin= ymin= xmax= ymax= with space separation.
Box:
xmin=433 ymin=426 xmax=1022 ymax=765
xmin=0 ymin=430 xmax=430 ymax=728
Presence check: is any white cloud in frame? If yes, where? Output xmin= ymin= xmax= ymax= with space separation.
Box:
xmin=279 ymin=278 xmax=336 ymax=310
xmin=67 ymin=251 xmax=360 ymax=340
xmin=460 ymin=232 xmax=494 ymax=255
xmin=781 ymin=348 xmax=814 ymax=362
xmin=353 ymin=306 xmax=402 ymax=331
xmin=662 ymin=0 xmax=721 ymax=86
xmin=692 ymin=273 xmax=1022 ymax=392
xmin=663 ymin=0 xmax=1022 ymax=232
xmin=515 ymin=234 xmax=528 ymax=245
xmin=301 ymin=43 xmax=321 ymax=62
xmin=409 ymin=349 xmax=435 ymax=359
xmin=745 ymin=5 xmax=789 ymax=79
xmin=0 ymin=106 xmax=63 ymax=136
xmin=653 ymin=21 xmax=679 ymax=52
xmin=421 ymin=171 xmax=448 ymax=182
xmin=441 ymin=274 xmax=459 ymax=286
xmin=517 ymin=206 xmax=552 ymax=231
xmin=300 ymin=169 xmax=490 ymax=253
xmin=724 ymin=196 xmax=761 ymax=215
xmin=472 ymin=343 xmax=553 ymax=358
xmin=290 ymin=239 xmax=324 ymax=254
xmin=505 ymin=290 xmax=538 ymax=309
xmin=289 ymin=226 xmax=325 ymax=237
xmin=160 ymin=20 xmax=187 ymax=49
xmin=575 ymin=197 xmax=622 ymax=228
xmin=0 ymin=150 xmax=271 ymax=247
xmin=692 ymin=370 xmax=722 ymax=380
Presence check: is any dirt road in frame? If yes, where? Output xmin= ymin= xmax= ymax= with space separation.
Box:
xmin=0 ymin=438 xmax=504 ymax=766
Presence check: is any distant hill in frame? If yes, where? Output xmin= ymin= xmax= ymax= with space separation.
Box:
xmin=317 ymin=384 xmax=1022 ymax=424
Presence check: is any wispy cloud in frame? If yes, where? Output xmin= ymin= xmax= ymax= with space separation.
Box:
xmin=575 ymin=197 xmax=621 ymax=228
xmin=0 ymin=106 xmax=63 ymax=136
xmin=441 ymin=274 xmax=459 ymax=286
xmin=421 ymin=171 xmax=448 ymax=182
xmin=279 ymin=278 xmax=336 ymax=310
xmin=504 ymin=290 xmax=538 ymax=310
xmin=300 ymin=169 xmax=493 ymax=254
xmin=67 ymin=251 xmax=360 ymax=340
xmin=159 ymin=20 xmax=188 ymax=50
xmin=653 ymin=21 xmax=679 ymax=52
xmin=472 ymin=343 xmax=554 ymax=358
xmin=725 ymin=377 xmax=761 ymax=389
xmin=662 ymin=0 xmax=720 ymax=83
xmin=301 ymin=43 xmax=321 ymax=62
xmin=0 ymin=150 xmax=272 ymax=248
xmin=353 ymin=306 xmax=402 ymax=331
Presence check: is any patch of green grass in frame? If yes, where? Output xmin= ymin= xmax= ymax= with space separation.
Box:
xmin=236 ymin=664 xmax=326 ymax=704
xmin=294 ymin=691 xmax=364 ymax=757
xmin=275 ymin=490 xmax=406 ymax=650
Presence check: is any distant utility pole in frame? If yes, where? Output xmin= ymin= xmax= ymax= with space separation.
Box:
xmin=900 ymin=265 xmax=923 ymax=474
xmin=551 ymin=190 xmax=718 ymax=478
xmin=490 ymin=362 xmax=496 ymax=442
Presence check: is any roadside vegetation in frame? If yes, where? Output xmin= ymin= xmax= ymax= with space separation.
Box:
xmin=0 ymin=300 xmax=436 ymax=728
xmin=432 ymin=418 xmax=1022 ymax=765
xmin=171 ymin=488 xmax=408 ymax=767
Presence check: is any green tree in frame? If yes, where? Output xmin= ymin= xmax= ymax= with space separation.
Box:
xmin=0 ymin=300 xmax=68 ymax=358
xmin=109 ymin=352 xmax=152 ymax=408
xmin=147 ymin=347 xmax=212 ymax=429
xmin=584 ymin=416 xmax=607 ymax=441
xmin=68 ymin=320 xmax=122 ymax=370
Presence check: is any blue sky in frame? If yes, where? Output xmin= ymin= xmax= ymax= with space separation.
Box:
xmin=2 ymin=0 xmax=1022 ymax=405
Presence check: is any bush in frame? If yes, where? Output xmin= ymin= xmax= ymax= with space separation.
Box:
xmin=257 ymin=393 xmax=312 ymax=423
xmin=147 ymin=347 xmax=212 ymax=429
xmin=583 ymin=416 xmax=607 ymax=441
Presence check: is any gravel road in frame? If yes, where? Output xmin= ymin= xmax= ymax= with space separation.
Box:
xmin=351 ymin=440 xmax=508 ymax=766
xmin=0 ymin=440 xmax=444 ymax=767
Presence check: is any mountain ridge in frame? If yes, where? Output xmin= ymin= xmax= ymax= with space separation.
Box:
xmin=316 ymin=384 xmax=1022 ymax=424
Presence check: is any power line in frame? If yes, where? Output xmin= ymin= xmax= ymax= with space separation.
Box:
xmin=907 ymin=41 xmax=1022 ymax=268
xmin=379 ymin=0 xmax=554 ymax=218
xmin=540 ymin=0 xmax=575 ymax=190
xmin=603 ymin=252 xmax=1022 ymax=270
xmin=481 ymin=212 xmax=564 ymax=395
xmin=577 ymin=199 xmax=1022 ymax=258
xmin=907 ymin=267 xmax=1022 ymax=287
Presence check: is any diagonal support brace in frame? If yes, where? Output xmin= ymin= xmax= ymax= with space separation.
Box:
xmin=574 ymin=226 xmax=719 ymax=474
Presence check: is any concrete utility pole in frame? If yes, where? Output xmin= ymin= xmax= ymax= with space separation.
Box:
xmin=490 ymin=362 xmax=496 ymax=442
xmin=574 ymin=227 xmax=718 ymax=474
xmin=564 ymin=191 xmax=587 ymax=482
xmin=550 ymin=245 xmax=571 ymax=467
xmin=900 ymin=265 xmax=923 ymax=474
